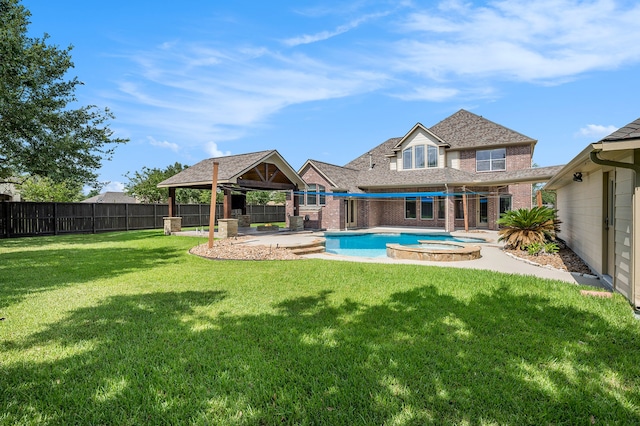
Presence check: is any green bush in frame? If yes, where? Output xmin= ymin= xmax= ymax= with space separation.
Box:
xmin=544 ymin=242 xmax=559 ymax=254
xmin=497 ymin=206 xmax=561 ymax=250
xmin=526 ymin=242 xmax=543 ymax=255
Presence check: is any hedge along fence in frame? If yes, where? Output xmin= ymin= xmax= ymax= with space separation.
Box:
xmin=0 ymin=202 xmax=285 ymax=239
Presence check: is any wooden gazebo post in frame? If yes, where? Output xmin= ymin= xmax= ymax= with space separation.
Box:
xmin=208 ymin=162 xmax=219 ymax=249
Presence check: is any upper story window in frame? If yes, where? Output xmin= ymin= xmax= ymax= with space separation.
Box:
xmin=300 ymin=184 xmax=325 ymax=206
xmin=402 ymin=145 xmax=438 ymax=170
xmin=403 ymin=148 xmax=412 ymax=169
xmin=476 ymin=148 xmax=506 ymax=172
xmin=427 ymin=145 xmax=438 ymax=168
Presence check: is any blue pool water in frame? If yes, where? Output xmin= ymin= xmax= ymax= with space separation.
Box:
xmin=324 ymin=232 xmax=485 ymax=258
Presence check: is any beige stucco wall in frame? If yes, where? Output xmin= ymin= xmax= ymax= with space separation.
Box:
xmin=555 ymin=169 xmax=604 ymax=274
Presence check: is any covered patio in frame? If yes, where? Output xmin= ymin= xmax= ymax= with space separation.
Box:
xmin=157 ymin=150 xmax=307 ymax=232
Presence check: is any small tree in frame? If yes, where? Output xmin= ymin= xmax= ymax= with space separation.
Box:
xmin=19 ymin=175 xmax=83 ymax=202
xmin=497 ymin=206 xmax=560 ymax=250
xmin=125 ymin=162 xmax=212 ymax=204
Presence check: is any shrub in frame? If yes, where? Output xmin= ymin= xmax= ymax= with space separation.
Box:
xmin=526 ymin=242 xmax=543 ymax=255
xmin=543 ymin=242 xmax=559 ymax=254
xmin=497 ymin=206 xmax=561 ymax=250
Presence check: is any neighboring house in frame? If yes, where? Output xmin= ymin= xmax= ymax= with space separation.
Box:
xmin=298 ymin=109 xmax=563 ymax=231
xmin=82 ymin=192 xmax=139 ymax=203
xmin=545 ymin=117 xmax=640 ymax=310
xmin=0 ymin=182 xmax=21 ymax=201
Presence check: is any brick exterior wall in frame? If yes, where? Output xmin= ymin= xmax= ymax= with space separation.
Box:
xmin=299 ymin=166 xmax=343 ymax=230
xmin=299 ymin=144 xmax=534 ymax=231
xmin=459 ymin=145 xmax=532 ymax=173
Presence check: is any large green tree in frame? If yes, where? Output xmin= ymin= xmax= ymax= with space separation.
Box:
xmin=19 ymin=175 xmax=83 ymax=202
xmin=125 ymin=162 xmax=212 ymax=204
xmin=0 ymin=0 xmax=127 ymax=186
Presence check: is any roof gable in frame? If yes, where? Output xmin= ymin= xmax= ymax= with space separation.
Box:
xmin=391 ymin=123 xmax=449 ymax=152
xmin=429 ymin=109 xmax=536 ymax=150
xmin=300 ymin=160 xmax=361 ymax=193
xmin=158 ymin=150 xmax=306 ymax=190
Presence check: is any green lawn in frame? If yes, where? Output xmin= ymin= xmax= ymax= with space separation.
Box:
xmin=1 ymin=230 xmax=639 ymax=425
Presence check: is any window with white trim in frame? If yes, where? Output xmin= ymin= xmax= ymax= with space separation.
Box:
xmin=427 ymin=145 xmax=438 ymax=168
xmin=403 ymin=148 xmax=412 ymax=170
xmin=301 ymin=184 xmax=326 ymax=206
xmin=499 ymin=194 xmax=511 ymax=215
xmin=415 ymin=146 xmax=425 ymax=169
xmin=402 ymin=145 xmax=439 ymax=169
xmin=476 ymin=148 xmax=506 ymax=172
xmin=420 ymin=197 xmax=433 ymax=219
xmin=405 ymin=197 xmax=417 ymax=219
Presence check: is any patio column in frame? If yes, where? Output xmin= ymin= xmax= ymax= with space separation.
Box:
xmin=168 ymin=187 xmax=177 ymax=218
xmin=445 ymin=191 xmax=455 ymax=232
xmin=223 ymin=188 xmax=232 ymax=219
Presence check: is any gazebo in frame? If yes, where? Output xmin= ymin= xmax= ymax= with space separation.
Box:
xmin=157 ymin=150 xmax=307 ymax=232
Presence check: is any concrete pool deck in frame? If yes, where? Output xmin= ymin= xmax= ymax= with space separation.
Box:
xmin=175 ymin=227 xmax=605 ymax=289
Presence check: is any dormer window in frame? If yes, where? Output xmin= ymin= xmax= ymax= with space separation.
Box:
xmin=403 ymin=148 xmax=412 ymax=169
xmin=476 ymin=148 xmax=506 ymax=172
xmin=402 ymin=145 xmax=438 ymax=170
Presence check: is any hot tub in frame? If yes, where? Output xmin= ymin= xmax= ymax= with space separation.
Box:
xmin=386 ymin=240 xmax=481 ymax=262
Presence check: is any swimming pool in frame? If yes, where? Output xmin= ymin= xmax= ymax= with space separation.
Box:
xmin=324 ymin=232 xmax=486 ymax=258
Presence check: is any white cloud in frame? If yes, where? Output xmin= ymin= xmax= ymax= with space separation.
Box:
xmin=100 ymin=0 xmax=640 ymax=154
xmin=205 ymin=142 xmax=232 ymax=158
xmin=148 ymin=136 xmax=180 ymax=152
xmin=395 ymin=0 xmax=640 ymax=83
xmin=105 ymin=181 xmax=125 ymax=192
xmin=394 ymin=86 xmax=460 ymax=101
xmin=109 ymin=43 xmax=386 ymax=147
xmin=576 ymin=124 xmax=618 ymax=139
xmin=283 ymin=12 xmax=390 ymax=47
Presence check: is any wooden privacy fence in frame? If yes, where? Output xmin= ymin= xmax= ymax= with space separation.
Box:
xmin=0 ymin=202 xmax=285 ymax=239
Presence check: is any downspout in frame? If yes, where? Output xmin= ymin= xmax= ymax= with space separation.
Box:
xmin=590 ymin=149 xmax=640 ymax=310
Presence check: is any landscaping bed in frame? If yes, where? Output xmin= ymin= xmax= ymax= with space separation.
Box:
xmin=505 ymin=246 xmax=593 ymax=275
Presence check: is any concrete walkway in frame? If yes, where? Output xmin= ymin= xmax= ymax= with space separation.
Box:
xmin=175 ymin=227 xmax=605 ymax=288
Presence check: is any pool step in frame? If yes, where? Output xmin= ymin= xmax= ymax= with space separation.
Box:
xmin=287 ymin=239 xmax=326 ymax=255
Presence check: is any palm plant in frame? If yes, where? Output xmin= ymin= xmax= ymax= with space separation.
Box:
xmin=497 ymin=206 xmax=560 ymax=250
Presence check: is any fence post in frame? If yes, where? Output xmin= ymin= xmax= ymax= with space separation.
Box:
xmin=125 ymin=203 xmax=130 ymax=231
xmin=92 ymin=203 xmax=96 ymax=234
xmin=1 ymin=202 xmax=7 ymax=238
xmin=54 ymin=202 xmax=59 ymax=235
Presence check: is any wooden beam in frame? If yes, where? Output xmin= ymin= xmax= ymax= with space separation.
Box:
xmin=253 ymin=166 xmax=266 ymax=182
xmin=223 ymin=189 xmax=232 ymax=219
xmin=208 ymin=162 xmax=219 ymax=249
xmin=268 ymin=169 xmax=280 ymax=182
xmin=168 ymin=187 xmax=176 ymax=218
xmin=236 ymin=179 xmax=296 ymax=190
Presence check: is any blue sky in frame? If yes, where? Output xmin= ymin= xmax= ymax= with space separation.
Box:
xmin=23 ymin=0 xmax=640 ymax=192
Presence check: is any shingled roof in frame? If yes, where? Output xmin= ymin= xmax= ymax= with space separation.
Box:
xmin=429 ymin=109 xmax=536 ymax=150
xmin=601 ymin=117 xmax=640 ymax=142
xmin=158 ymin=150 xmax=306 ymax=190
xmin=82 ymin=192 xmax=139 ymax=203
xmin=301 ymin=160 xmax=362 ymax=193
xmin=307 ymin=110 xmax=556 ymax=190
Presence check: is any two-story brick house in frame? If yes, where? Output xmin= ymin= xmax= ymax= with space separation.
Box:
xmin=297 ymin=109 xmax=563 ymax=231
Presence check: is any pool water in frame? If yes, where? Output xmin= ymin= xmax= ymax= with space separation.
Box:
xmin=324 ymin=232 xmax=485 ymax=258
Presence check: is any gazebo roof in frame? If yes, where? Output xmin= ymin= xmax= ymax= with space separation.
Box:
xmin=157 ymin=149 xmax=306 ymax=191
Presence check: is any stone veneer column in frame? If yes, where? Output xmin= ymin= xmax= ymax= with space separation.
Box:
xmin=218 ymin=218 xmax=238 ymax=238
